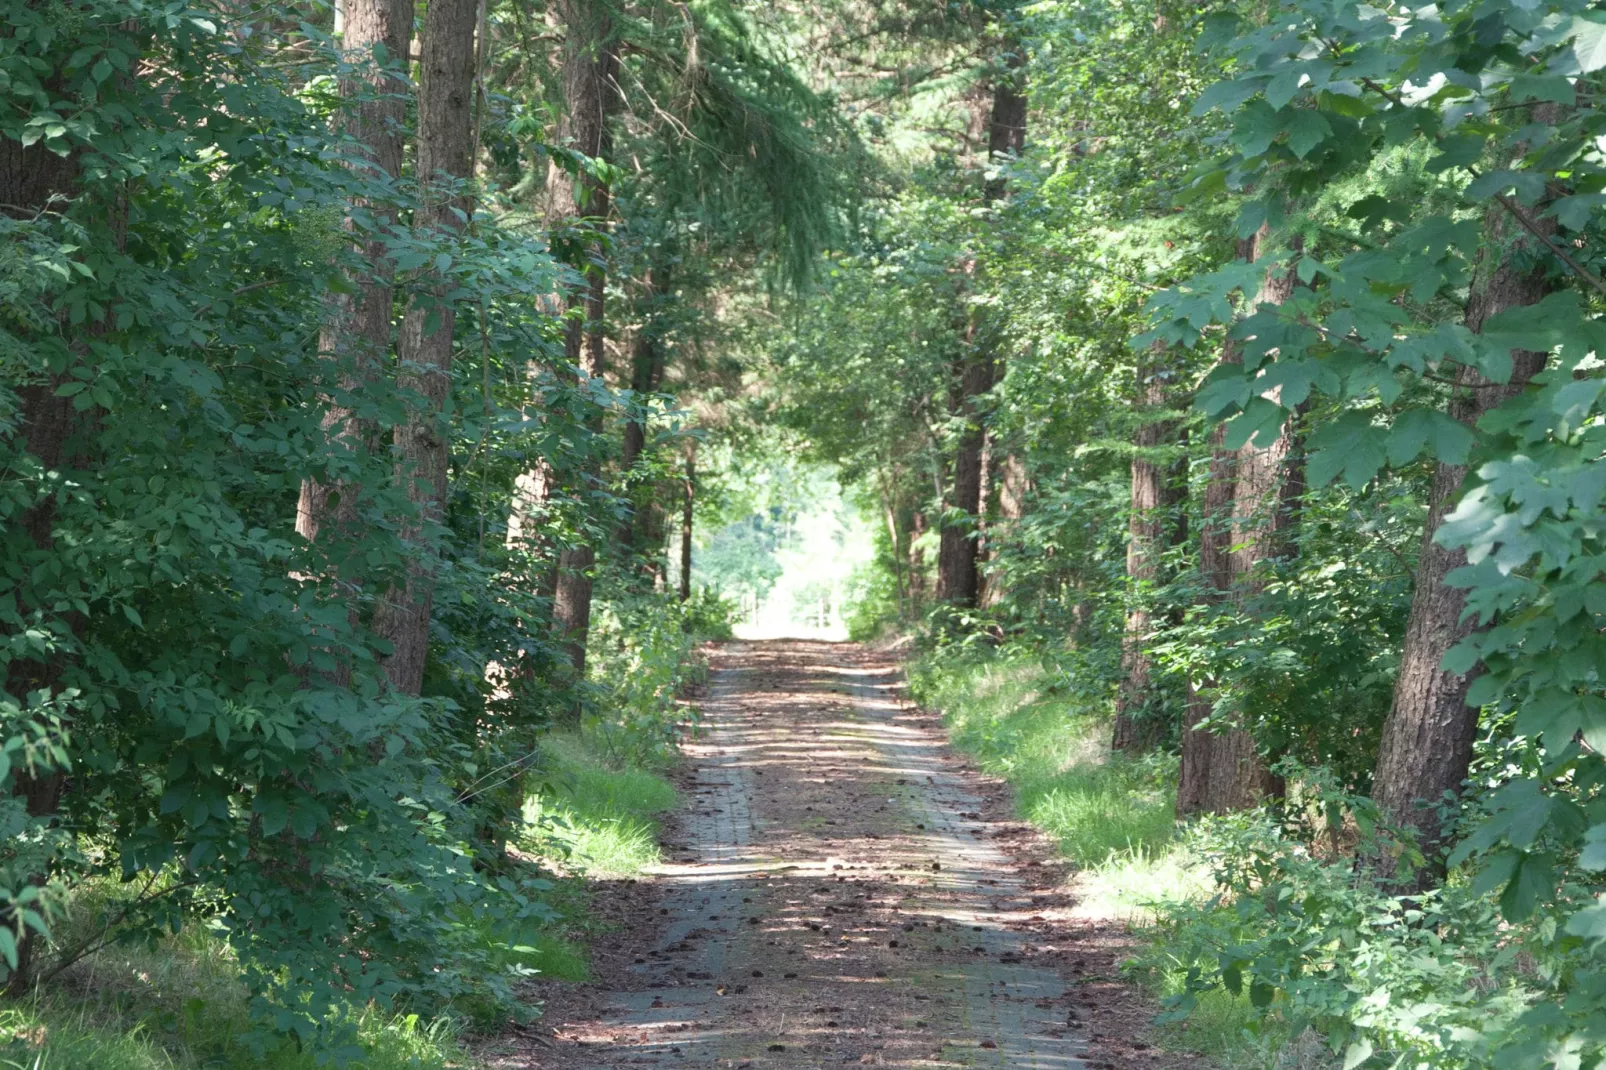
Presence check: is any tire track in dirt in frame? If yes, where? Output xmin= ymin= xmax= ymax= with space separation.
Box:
xmin=499 ymin=641 xmax=1112 ymax=1068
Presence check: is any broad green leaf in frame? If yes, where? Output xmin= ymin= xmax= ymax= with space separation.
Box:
xmin=1551 ymin=194 xmax=1606 ymax=231
xmin=1223 ymin=397 xmax=1287 ymax=450
xmin=1510 ymin=74 xmax=1574 ymax=104
xmin=256 ymin=794 xmax=289 ymax=837
xmin=1580 ymin=824 xmax=1606 ymax=872
xmin=1500 ymin=852 xmax=1555 ymax=921
xmin=1465 ymin=170 xmax=1547 ymax=204
xmin=1572 ymin=15 xmax=1606 ymax=73
xmin=1427 ymin=134 xmax=1485 ymax=174
xmin=1307 ymin=411 xmax=1388 ymax=489
xmin=1286 ymin=111 xmax=1331 ymax=159
xmin=1565 ymin=895 xmax=1606 ymax=946
xmin=1234 ymin=100 xmax=1283 ymax=158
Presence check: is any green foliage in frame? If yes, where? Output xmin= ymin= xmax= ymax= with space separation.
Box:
xmin=1137 ymin=770 xmax=1604 ymax=1070
xmin=522 ymin=733 xmax=679 ymax=879
xmin=0 ymin=0 xmax=580 ymax=1053
xmin=753 ymin=0 xmax=1606 ymax=1063
xmin=517 ymin=589 xmax=718 ymax=877
xmin=0 ymin=0 xmax=846 ymax=1059
xmin=585 ymin=590 xmax=731 ymax=763
xmin=910 ymin=650 xmax=1192 ymax=903
xmin=1126 ymin=1 xmax=1606 ymax=1059
xmin=0 ymin=903 xmax=465 ymax=1069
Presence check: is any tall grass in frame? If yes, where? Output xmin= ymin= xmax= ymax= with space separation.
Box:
xmin=914 ymin=653 xmax=1209 ymax=919
xmin=520 ymin=733 xmax=679 ymax=879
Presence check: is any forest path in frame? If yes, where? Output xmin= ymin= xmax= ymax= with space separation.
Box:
xmin=492 ymin=641 xmax=1173 ymax=1069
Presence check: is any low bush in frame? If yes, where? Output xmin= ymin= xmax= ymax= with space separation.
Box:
xmin=1132 ymin=772 xmax=1605 ymax=1070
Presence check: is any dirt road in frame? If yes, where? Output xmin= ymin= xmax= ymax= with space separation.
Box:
xmin=492 ymin=641 xmax=1177 ymax=1069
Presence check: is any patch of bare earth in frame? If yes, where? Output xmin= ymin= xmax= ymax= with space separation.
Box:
xmin=480 ymin=640 xmax=1199 ymax=1070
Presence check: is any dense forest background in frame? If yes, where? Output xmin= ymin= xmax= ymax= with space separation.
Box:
xmin=5 ymin=0 xmax=1606 ymax=1066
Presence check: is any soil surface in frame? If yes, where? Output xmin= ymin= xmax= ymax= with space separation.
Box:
xmin=484 ymin=640 xmax=1191 ymax=1070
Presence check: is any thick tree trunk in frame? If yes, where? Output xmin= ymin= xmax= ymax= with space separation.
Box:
xmin=1113 ymin=349 xmax=1177 ymax=754
xmin=1371 ymin=204 xmax=1554 ymax=872
xmin=545 ymin=0 xmax=620 ymax=685
xmin=1176 ymin=231 xmax=1293 ymax=816
xmin=370 ymin=0 xmax=478 ymax=696
xmin=1176 ymin=418 xmax=1237 ymax=815
xmin=295 ymin=0 xmax=414 ymax=555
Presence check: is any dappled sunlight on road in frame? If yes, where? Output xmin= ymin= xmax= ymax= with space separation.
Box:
xmin=502 ymin=640 xmax=1089 ymax=1069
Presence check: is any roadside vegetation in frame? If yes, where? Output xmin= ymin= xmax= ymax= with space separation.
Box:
xmin=0 ymin=592 xmax=721 ymax=1067
xmin=8 ymin=0 xmax=1606 ymax=1066
xmin=761 ymin=1 xmax=1606 ymax=1066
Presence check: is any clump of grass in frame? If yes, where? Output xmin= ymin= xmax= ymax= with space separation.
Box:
xmin=521 ymin=732 xmax=678 ymax=878
xmin=1073 ymin=845 xmax=1213 ymax=922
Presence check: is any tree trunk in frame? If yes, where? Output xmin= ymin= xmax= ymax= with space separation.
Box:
xmin=1176 ymin=230 xmax=1294 ymax=816
xmin=678 ymin=445 xmax=695 ymax=603
xmin=1176 ymin=418 xmax=1236 ymax=816
xmin=1 ymin=65 xmax=87 ymax=993
xmin=980 ymin=451 xmax=1028 ymax=610
xmin=1113 ymin=347 xmax=1177 ymax=754
xmin=936 ymin=58 xmax=1023 ymax=609
xmin=295 ymin=0 xmax=415 ymax=555
xmin=370 ymin=0 xmax=478 ymax=696
xmin=1371 ymin=203 xmax=1555 ymax=873
xmin=546 ymin=0 xmax=620 ymax=685
xmin=975 ymin=430 xmax=993 ymax=607
xmin=615 ymin=270 xmax=669 ymax=559
xmin=881 ymin=481 xmax=908 ymax=617
xmin=937 ymin=354 xmax=993 ymax=607
xmin=908 ymin=509 xmax=929 ymax=606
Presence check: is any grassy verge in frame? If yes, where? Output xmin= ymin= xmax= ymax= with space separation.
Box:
xmin=910 ymin=650 xmax=1276 ymax=1065
xmin=913 ymin=652 xmax=1207 ymax=919
xmin=520 ymin=732 xmax=679 ymax=880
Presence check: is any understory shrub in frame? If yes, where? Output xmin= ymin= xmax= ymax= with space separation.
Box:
xmin=1136 ymin=774 xmax=1605 ymax=1070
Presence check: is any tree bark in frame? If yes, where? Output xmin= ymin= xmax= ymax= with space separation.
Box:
xmin=1371 ymin=203 xmax=1555 ymax=873
xmin=1 ymin=56 xmax=88 ymax=992
xmin=545 ymin=0 xmax=620 ymax=684
xmin=1113 ymin=347 xmax=1178 ymax=754
xmin=1176 ymin=230 xmax=1294 ymax=816
xmin=979 ymin=450 xmax=1028 ymax=610
xmin=295 ymin=0 xmax=415 ymax=555
xmin=908 ymin=509 xmax=929 ymax=607
xmin=1176 ymin=417 xmax=1235 ymax=815
xmin=936 ymin=55 xmax=1023 ymax=610
xmin=370 ymin=0 xmax=478 ymax=696
xmin=615 ymin=269 xmax=669 ymax=559
xmin=936 ymin=354 xmax=993 ymax=607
